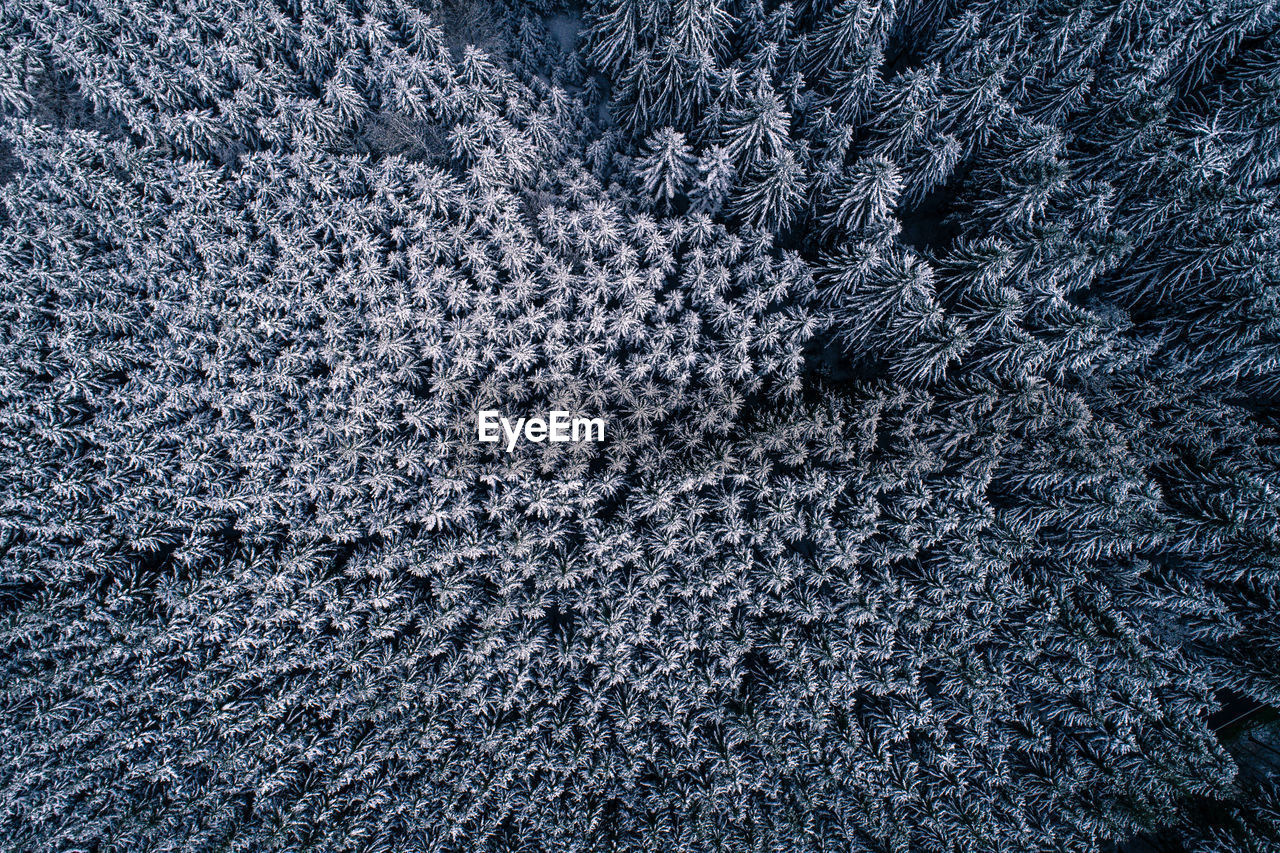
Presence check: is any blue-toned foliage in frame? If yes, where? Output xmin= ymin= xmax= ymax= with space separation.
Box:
xmin=1 ymin=0 xmax=1278 ymax=851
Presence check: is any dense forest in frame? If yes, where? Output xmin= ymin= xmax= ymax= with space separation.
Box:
xmin=1 ymin=0 xmax=1278 ymax=850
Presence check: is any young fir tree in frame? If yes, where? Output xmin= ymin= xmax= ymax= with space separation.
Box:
xmin=635 ymin=126 xmax=697 ymax=209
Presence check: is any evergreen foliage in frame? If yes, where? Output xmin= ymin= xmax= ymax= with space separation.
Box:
xmin=0 ymin=0 xmax=1278 ymax=851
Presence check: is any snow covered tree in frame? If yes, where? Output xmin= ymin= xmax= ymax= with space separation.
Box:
xmin=2 ymin=0 xmax=1279 ymax=851
xmin=730 ymin=148 xmax=808 ymax=231
xmin=635 ymin=126 xmax=696 ymax=208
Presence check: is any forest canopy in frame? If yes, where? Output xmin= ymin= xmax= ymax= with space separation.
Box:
xmin=1 ymin=0 xmax=1279 ymax=850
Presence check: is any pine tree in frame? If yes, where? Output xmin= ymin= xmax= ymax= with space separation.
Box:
xmin=722 ymin=73 xmax=793 ymax=169
xmin=822 ymin=154 xmax=902 ymax=234
xmin=730 ymin=149 xmax=808 ymax=231
xmin=635 ymin=126 xmax=696 ymax=208
xmin=690 ymin=143 xmax=737 ymax=214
